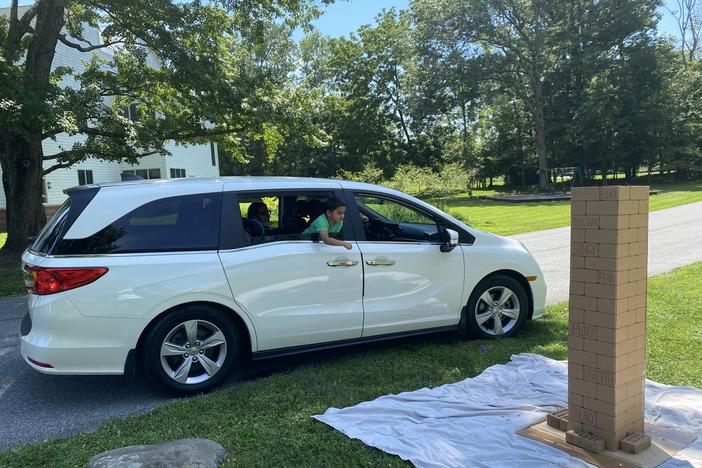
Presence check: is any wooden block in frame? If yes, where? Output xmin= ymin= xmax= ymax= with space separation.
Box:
xmin=587 ymin=283 xmax=617 ymax=299
xmin=572 ymin=242 xmax=599 ymax=257
xmin=569 ymin=308 xmax=586 ymax=323
xmin=572 ymin=268 xmax=597 ymax=283
xmin=597 ymin=297 xmax=628 ymax=314
xmin=571 ymin=256 xmax=585 ymax=268
xmin=596 ymin=326 xmax=627 ymax=344
xmin=586 ymin=229 xmax=627 ymax=244
xmin=629 ymin=294 xmax=646 ymax=310
xmin=566 ymin=430 xmax=605 ymax=453
xmin=620 ymin=200 xmax=639 ymax=215
xmin=572 ymin=201 xmax=587 ymax=215
xmin=570 ymin=405 xmax=598 ymax=425
xmin=570 ymin=281 xmax=585 ymax=295
xmin=569 ymin=321 xmax=598 ymax=339
xmin=572 ymin=187 xmax=601 ymax=201
xmin=572 ymin=216 xmax=600 ymax=229
xmin=620 ymin=432 xmax=651 ymax=453
xmin=637 ymin=227 xmax=648 ymax=242
xmin=569 ymin=335 xmax=584 ymax=350
xmin=629 ymin=186 xmax=650 ymax=200
xmin=629 ymin=214 xmax=648 ymax=228
xmin=569 ymin=362 xmax=584 ymax=380
xmin=598 ymin=215 xmax=629 ymax=230
xmin=626 ymin=321 xmax=646 ymax=339
xmin=596 ymin=354 xmax=627 ymax=373
xmin=638 ymin=200 xmax=649 ymax=213
xmin=598 ymin=243 xmax=628 ymax=258
xmin=583 ymin=310 xmax=616 ymax=328
xmin=628 ymin=241 xmax=647 ymax=255
xmin=571 ymin=228 xmax=586 ymax=243
xmin=636 ymin=279 xmax=647 ymax=296
xmin=586 ymin=201 xmax=619 ymax=216
xmin=570 ymin=294 xmax=598 ymax=311
xmin=547 ymin=409 xmax=570 ymax=432
xmin=585 ymin=256 xmax=625 ymax=272
xmin=569 ymin=349 xmax=598 ymax=368
xmin=582 ymin=366 xmax=615 ymax=386
xmin=597 ymin=383 xmax=627 ymax=404
xmin=634 ymin=308 xmax=646 ymax=324
xmin=600 ymin=186 xmax=630 ymax=201
xmin=597 ymin=270 xmax=627 ymax=285
xmin=628 ymin=267 xmax=646 ymax=281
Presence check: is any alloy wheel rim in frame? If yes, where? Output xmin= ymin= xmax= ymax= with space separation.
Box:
xmin=474 ymin=286 xmax=520 ymax=336
xmin=160 ymin=319 xmax=227 ymax=385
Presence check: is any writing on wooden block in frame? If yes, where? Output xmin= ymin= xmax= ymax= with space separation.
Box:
xmin=566 ymin=430 xmax=605 ymax=453
xmin=619 ymin=432 xmax=651 ymax=454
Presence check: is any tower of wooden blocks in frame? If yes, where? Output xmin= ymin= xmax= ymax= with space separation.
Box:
xmin=567 ymin=186 xmax=649 ymax=451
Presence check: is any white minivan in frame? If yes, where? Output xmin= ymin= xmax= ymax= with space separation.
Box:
xmin=21 ymin=177 xmax=546 ymax=394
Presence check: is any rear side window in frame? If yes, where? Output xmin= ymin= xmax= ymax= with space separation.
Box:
xmin=53 ymin=193 xmax=222 ymax=254
xmin=31 ymin=201 xmax=71 ymax=254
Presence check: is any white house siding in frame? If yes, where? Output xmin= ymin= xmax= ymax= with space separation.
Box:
xmin=164 ymin=142 xmax=219 ymax=179
xmin=0 ymin=8 xmax=219 ymax=215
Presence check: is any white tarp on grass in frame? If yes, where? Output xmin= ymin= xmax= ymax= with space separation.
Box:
xmin=314 ymin=354 xmax=702 ymax=468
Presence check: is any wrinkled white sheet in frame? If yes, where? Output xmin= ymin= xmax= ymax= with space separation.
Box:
xmin=314 ymin=354 xmax=702 ymax=468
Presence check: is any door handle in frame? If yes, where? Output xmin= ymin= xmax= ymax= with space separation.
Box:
xmin=327 ymin=259 xmax=359 ymax=267
xmin=366 ymin=258 xmax=396 ymax=266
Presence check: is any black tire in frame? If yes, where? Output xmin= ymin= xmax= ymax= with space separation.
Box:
xmin=465 ymin=275 xmax=529 ymax=339
xmin=142 ymin=305 xmax=240 ymax=395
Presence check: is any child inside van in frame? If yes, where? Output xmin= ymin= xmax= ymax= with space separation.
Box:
xmin=302 ymin=197 xmax=352 ymax=250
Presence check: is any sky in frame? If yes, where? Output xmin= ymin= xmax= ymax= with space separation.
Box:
xmin=0 ymin=0 xmax=684 ymax=40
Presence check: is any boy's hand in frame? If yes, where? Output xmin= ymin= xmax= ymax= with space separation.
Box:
xmin=343 ymin=242 xmax=352 ymax=250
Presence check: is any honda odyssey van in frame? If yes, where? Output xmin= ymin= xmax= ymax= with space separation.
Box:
xmin=21 ymin=177 xmax=546 ymax=394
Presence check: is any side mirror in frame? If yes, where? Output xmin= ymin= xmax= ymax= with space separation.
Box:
xmin=27 ymin=235 xmax=37 ymax=246
xmin=440 ymin=228 xmax=459 ymax=252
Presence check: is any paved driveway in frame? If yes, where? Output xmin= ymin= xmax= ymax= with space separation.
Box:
xmin=511 ymin=200 xmax=702 ymax=305
xmin=1 ymin=200 xmax=701 ymax=452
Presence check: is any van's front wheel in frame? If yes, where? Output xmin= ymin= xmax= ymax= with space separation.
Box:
xmin=466 ymin=275 xmax=528 ymax=339
xmin=143 ymin=305 xmax=239 ymax=395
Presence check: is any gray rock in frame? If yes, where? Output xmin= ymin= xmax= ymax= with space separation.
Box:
xmin=88 ymin=438 xmax=226 ymax=468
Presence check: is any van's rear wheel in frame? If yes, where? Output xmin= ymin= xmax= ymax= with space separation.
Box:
xmin=466 ymin=275 xmax=528 ymax=339
xmin=143 ymin=305 xmax=239 ymax=395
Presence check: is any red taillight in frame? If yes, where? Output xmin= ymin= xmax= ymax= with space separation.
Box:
xmin=27 ymin=357 xmax=54 ymax=368
xmin=23 ymin=266 xmax=108 ymax=295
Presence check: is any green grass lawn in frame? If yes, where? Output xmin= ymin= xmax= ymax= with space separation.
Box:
xmin=1 ymin=262 xmax=700 ymax=467
xmin=0 ymin=232 xmax=25 ymax=297
xmin=441 ymin=179 xmax=702 ymax=236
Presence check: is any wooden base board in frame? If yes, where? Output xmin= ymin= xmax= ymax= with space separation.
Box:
xmin=519 ymin=420 xmax=697 ymax=468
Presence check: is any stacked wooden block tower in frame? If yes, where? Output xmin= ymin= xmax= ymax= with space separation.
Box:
xmin=566 ymin=185 xmax=650 ymax=452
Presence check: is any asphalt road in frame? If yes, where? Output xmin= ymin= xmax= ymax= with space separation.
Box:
xmin=512 ymin=200 xmax=702 ymax=305
xmin=0 ymin=200 xmax=700 ymax=452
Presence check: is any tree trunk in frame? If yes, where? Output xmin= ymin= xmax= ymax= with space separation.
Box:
xmin=0 ymin=0 xmax=65 ymax=261
xmin=531 ymin=81 xmax=549 ymax=189
xmin=0 ymin=133 xmax=46 ymax=258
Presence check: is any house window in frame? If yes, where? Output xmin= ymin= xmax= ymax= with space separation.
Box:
xmin=170 ymin=168 xmax=186 ymax=178
xmin=42 ymin=178 xmax=48 ymax=203
xmin=123 ymin=169 xmax=161 ymax=180
xmin=210 ymin=142 xmax=216 ymax=166
xmin=121 ymin=103 xmax=141 ymax=122
xmin=78 ymin=169 xmax=94 ymax=186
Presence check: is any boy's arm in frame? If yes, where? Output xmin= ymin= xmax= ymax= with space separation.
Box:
xmin=320 ymin=230 xmax=352 ymax=250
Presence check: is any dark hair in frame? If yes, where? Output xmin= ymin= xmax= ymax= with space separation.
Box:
xmin=325 ymin=197 xmax=346 ymax=213
xmin=247 ymin=201 xmax=267 ymax=218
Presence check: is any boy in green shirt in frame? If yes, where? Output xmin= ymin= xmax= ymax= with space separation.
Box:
xmin=302 ymin=197 xmax=353 ymax=250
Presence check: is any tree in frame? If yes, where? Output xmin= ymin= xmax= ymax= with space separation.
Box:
xmin=668 ymin=0 xmax=701 ymax=63
xmin=0 ymin=0 xmax=326 ymax=257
